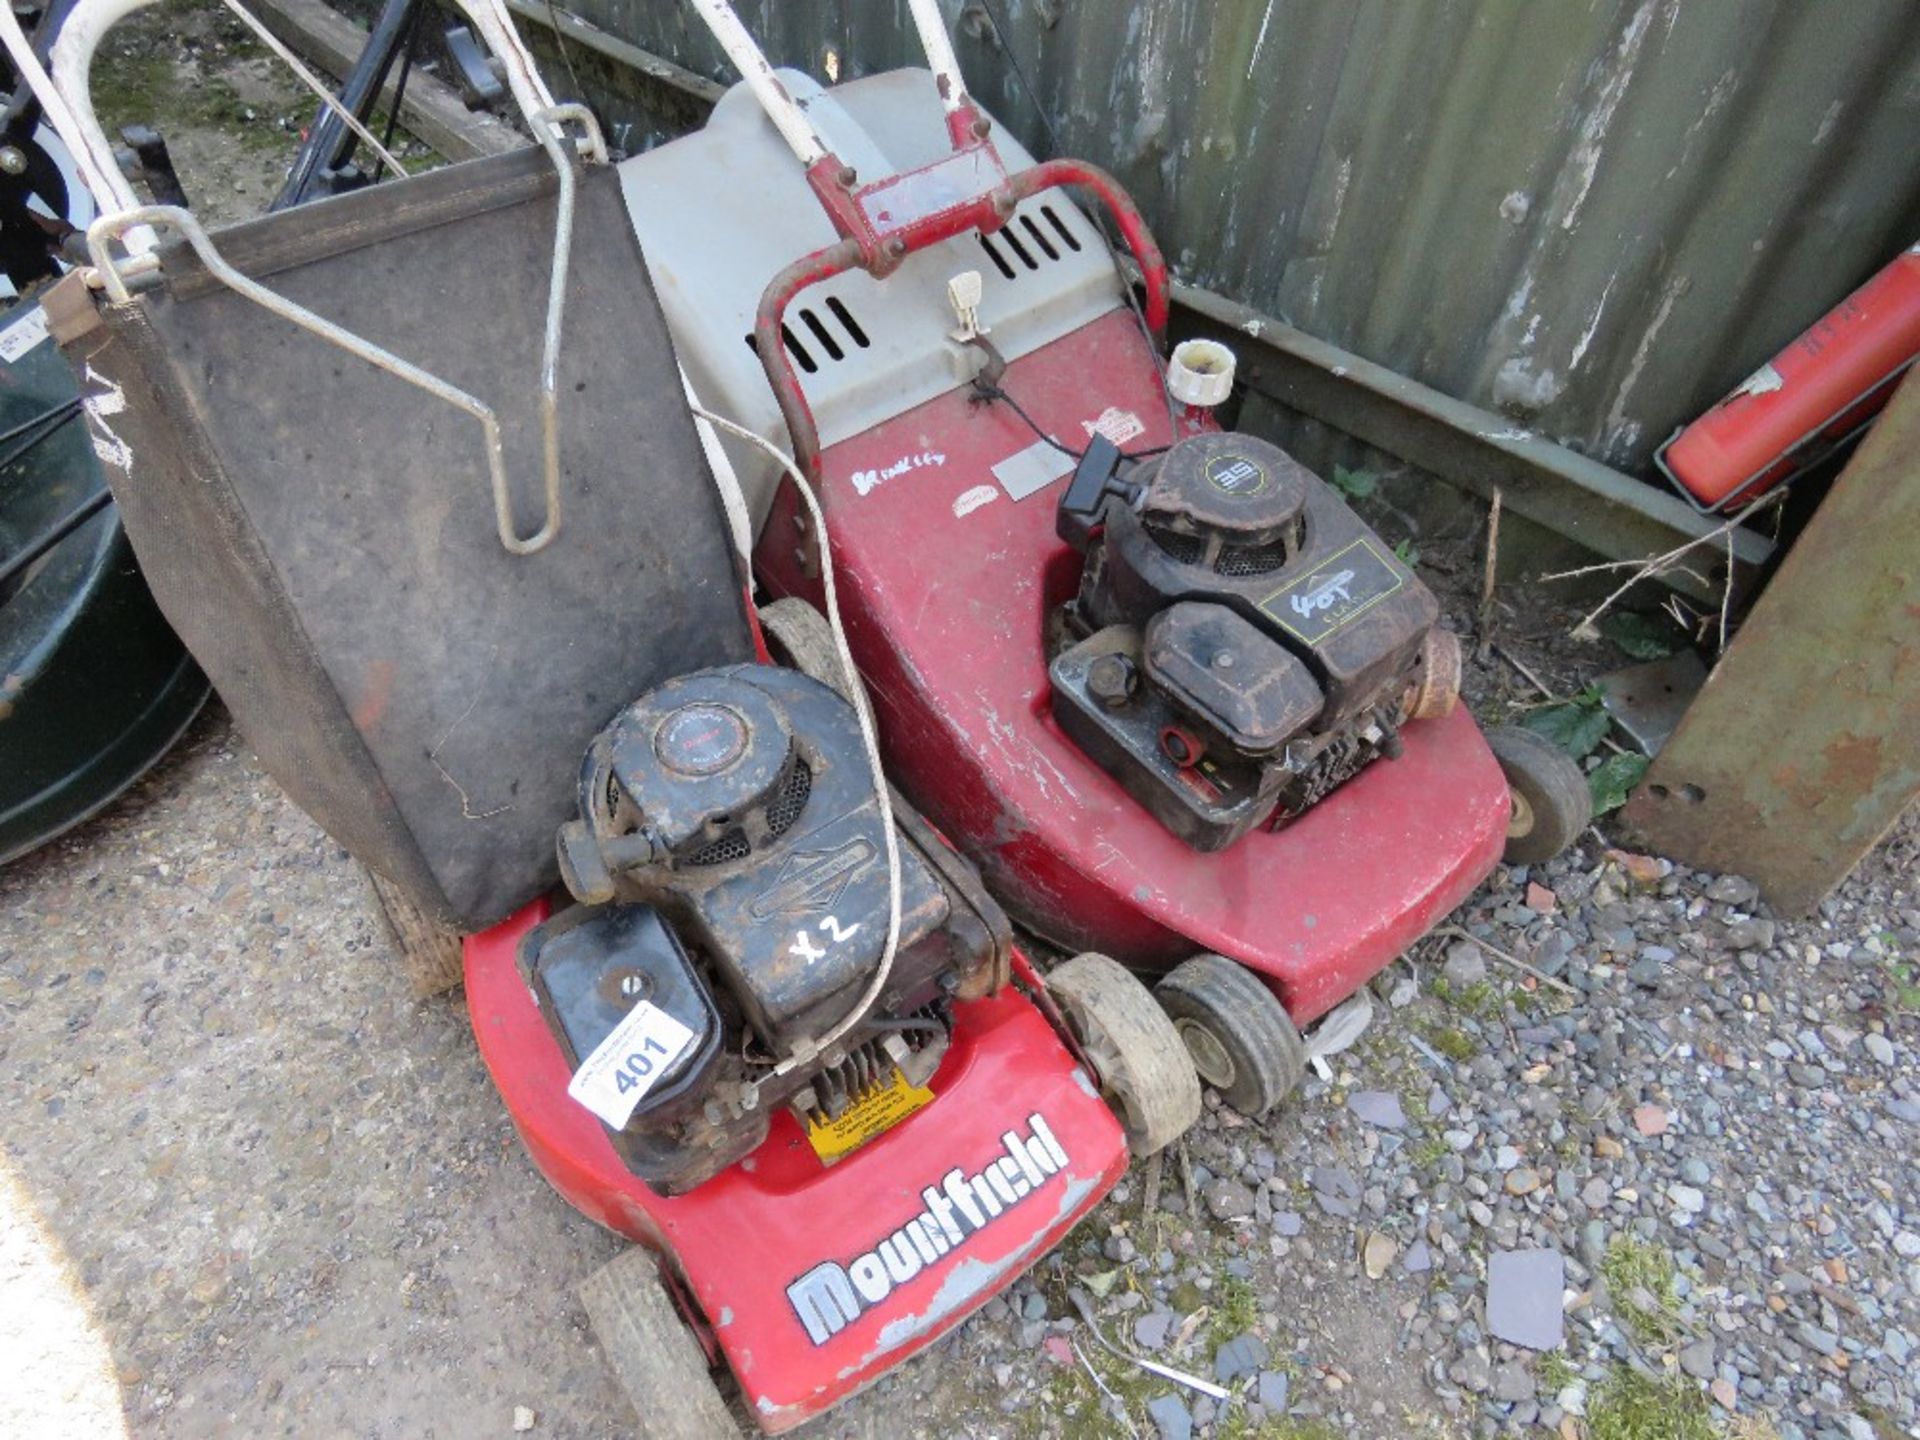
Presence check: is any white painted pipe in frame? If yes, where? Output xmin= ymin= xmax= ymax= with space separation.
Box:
xmin=0 ymin=5 xmax=139 ymax=222
xmin=904 ymin=0 xmax=968 ymax=113
xmin=685 ymin=0 xmax=829 ymax=167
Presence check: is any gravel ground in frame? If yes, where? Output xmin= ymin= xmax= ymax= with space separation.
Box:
xmin=887 ymin=812 xmax=1919 ymax=1440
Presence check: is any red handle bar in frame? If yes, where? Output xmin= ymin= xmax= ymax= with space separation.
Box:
xmin=753 ymin=158 xmax=1171 ymax=480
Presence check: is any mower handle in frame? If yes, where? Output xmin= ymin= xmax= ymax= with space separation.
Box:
xmin=689 ymin=0 xmax=972 ymax=169
xmin=753 ymin=157 xmax=1173 ymax=480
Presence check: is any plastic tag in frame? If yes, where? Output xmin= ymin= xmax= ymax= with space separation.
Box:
xmin=566 ymin=1000 xmax=697 ymax=1130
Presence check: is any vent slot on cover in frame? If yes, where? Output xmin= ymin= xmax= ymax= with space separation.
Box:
xmin=978 ymin=203 xmax=1085 ymax=282
xmin=1020 ymin=214 xmax=1060 ymax=262
xmin=685 ymin=829 xmax=751 ymax=866
xmin=763 ymin=757 xmax=813 ymax=839
xmin=1042 ymin=203 xmax=1083 ymax=252
xmin=744 ymin=295 xmax=872 ymax=370
xmin=998 ymin=226 xmax=1039 ymax=271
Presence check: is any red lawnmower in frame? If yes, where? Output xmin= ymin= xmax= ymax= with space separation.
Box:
xmin=33 ymin=4 xmax=1202 ymax=1432
xmin=620 ymin=1 xmax=1589 ymax=1119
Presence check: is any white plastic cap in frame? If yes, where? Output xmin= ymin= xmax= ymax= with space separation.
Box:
xmin=1167 ymin=338 xmax=1237 ymax=408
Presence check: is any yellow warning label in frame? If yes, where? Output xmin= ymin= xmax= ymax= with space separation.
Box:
xmin=806 ymin=1070 xmax=935 ymax=1164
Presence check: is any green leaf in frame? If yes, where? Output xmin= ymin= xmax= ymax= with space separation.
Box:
xmin=1589 ymin=752 xmax=1651 ymax=815
xmin=1394 ymin=538 xmax=1422 ymax=566
xmin=1521 ymin=688 xmax=1613 ymax=759
xmin=1331 ymin=465 xmax=1377 ymax=501
xmin=1082 ymin=1268 xmax=1121 ymax=1298
xmin=1599 ymin=610 xmax=1685 ymax=661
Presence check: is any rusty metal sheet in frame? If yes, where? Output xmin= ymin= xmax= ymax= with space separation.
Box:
xmin=1622 ymin=374 xmax=1920 ymax=914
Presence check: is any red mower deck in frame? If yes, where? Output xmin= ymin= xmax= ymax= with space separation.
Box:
xmin=466 ymin=902 xmax=1128 ymax=1430
xmin=757 ymin=310 xmax=1510 ymax=1023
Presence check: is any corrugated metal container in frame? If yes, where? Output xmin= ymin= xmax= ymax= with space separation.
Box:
xmin=543 ymin=0 xmax=1920 ymax=473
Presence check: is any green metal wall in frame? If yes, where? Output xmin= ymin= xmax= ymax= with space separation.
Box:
xmin=559 ymin=0 xmax=1920 ymax=472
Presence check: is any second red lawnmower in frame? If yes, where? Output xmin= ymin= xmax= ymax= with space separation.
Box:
xmin=617 ymin=0 xmax=1591 ymax=1117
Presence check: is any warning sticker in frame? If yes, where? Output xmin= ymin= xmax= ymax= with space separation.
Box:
xmin=806 ymin=1068 xmax=936 ymax=1164
xmin=0 ymin=306 xmax=49 ymax=364
xmin=566 ymin=1000 xmax=697 ymax=1129
xmin=1259 ymin=537 xmax=1405 ymax=647
xmin=1081 ymin=406 xmax=1146 ymax=447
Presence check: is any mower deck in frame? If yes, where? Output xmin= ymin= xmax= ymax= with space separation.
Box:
xmin=756 ymin=310 xmax=1510 ymax=1022
xmin=466 ymin=902 xmax=1127 ymax=1431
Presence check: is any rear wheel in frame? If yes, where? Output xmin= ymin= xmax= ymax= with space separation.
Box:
xmin=1045 ymin=953 xmax=1201 ymax=1156
xmin=579 ymin=1247 xmax=738 ymax=1439
xmin=1486 ymin=725 xmax=1592 ymax=865
xmin=366 ymin=868 xmax=464 ymax=998
xmin=757 ymin=597 xmax=851 ymax=699
xmin=1155 ymin=954 xmax=1305 ymax=1117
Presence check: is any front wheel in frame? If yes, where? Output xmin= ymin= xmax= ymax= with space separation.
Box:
xmin=578 ymin=1247 xmax=739 ymax=1439
xmin=757 ymin=597 xmax=852 ymax=698
xmin=1045 ymin=952 xmax=1201 ymax=1156
xmin=1155 ymin=954 xmax=1305 ymax=1117
xmin=1485 ymin=725 xmax=1592 ymax=865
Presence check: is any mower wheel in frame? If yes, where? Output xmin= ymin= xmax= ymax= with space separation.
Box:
xmin=758 ymin=597 xmax=852 ymax=699
xmin=1486 ymin=725 xmax=1592 ymax=865
xmin=579 ymin=1247 xmax=738 ymax=1439
xmin=1046 ymin=952 xmax=1201 ymax=1156
xmin=1155 ymin=955 xmax=1305 ymax=1117
xmin=366 ymin=867 xmax=464 ymax=998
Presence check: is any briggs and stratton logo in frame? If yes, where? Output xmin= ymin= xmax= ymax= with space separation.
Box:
xmin=747 ymin=835 xmax=877 ymax=920
xmin=1204 ymin=452 xmax=1268 ymax=496
xmin=784 ymin=1113 xmax=1070 ymax=1345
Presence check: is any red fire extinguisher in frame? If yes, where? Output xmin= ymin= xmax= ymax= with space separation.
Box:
xmin=1656 ymin=242 xmax=1920 ymax=513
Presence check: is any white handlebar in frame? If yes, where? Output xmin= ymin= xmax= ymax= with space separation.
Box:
xmin=903 ymin=0 xmax=968 ymax=113
xmin=688 ymin=0 xmax=829 ymax=166
xmin=687 ymin=0 xmax=971 ymax=167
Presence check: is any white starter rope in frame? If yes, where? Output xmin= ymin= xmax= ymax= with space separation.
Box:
xmin=687 ymin=404 xmax=901 ymax=1084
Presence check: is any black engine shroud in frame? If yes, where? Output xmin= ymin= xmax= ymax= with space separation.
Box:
xmin=525 ymin=665 xmax=1009 ymax=1193
xmin=1053 ymin=432 xmax=1452 ymax=850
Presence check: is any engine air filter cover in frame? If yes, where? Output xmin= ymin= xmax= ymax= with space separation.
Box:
xmin=1141 ymin=433 xmax=1309 ymax=550
xmin=1143 ymin=602 xmax=1324 ymax=755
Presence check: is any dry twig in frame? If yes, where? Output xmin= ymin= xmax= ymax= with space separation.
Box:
xmin=1476 ymin=488 xmax=1503 ymax=660
xmin=1434 ymin=925 xmax=1580 ymax=998
xmin=1539 ymin=490 xmax=1784 ymax=644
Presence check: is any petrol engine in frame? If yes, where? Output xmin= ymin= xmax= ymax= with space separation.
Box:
xmin=523 ymin=664 xmax=1008 ymax=1193
xmin=1051 ymin=432 xmax=1461 ymax=851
